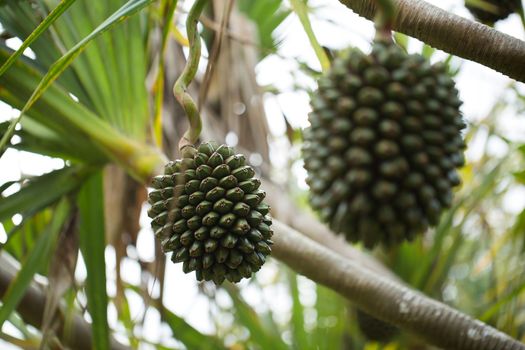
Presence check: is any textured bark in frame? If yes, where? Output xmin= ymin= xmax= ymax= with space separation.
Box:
xmin=272 ymin=220 xmax=525 ymax=350
xmin=0 ymin=254 xmax=129 ymax=350
xmin=338 ymin=0 xmax=525 ymax=82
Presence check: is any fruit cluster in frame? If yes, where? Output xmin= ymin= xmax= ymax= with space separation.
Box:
xmin=303 ymin=41 xmax=466 ymax=247
xmin=148 ymin=142 xmax=273 ymax=284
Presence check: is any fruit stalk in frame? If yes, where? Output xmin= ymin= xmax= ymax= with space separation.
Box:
xmin=374 ymin=0 xmax=397 ymax=39
xmin=173 ymin=0 xmax=207 ymax=149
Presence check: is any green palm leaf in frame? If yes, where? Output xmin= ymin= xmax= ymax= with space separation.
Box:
xmin=0 ymin=0 xmax=155 ymax=156
xmin=0 ymin=198 xmax=70 ymax=329
xmin=0 ymin=166 xmax=92 ymax=223
xmin=78 ymin=171 xmax=109 ymax=350
xmin=163 ymin=307 xmax=226 ymax=350
xmin=0 ymin=0 xmax=77 ymax=76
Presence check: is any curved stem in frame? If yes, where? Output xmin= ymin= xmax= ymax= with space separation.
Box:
xmin=173 ymin=0 xmax=207 ymax=148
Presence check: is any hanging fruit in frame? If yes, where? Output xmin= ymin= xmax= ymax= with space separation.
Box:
xmin=303 ymin=39 xmax=466 ymax=247
xmin=148 ymin=142 xmax=273 ymax=284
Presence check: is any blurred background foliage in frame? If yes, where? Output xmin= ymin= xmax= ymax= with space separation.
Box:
xmin=0 ymin=0 xmax=524 ymax=349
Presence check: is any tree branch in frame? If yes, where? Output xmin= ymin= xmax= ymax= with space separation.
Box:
xmin=271 ymin=220 xmax=524 ymax=350
xmin=338 ymin=0 xmax=525 ymax=82
xmin=0 ymin=253 xmax=129 ymax=350
xmin=265 ymin=182 xmax=524 ymax=347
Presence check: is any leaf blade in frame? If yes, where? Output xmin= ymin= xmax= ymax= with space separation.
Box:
xmin=78 ymin=171 xmax=109 ymax=350
xmin=289 ymin=0 xmax=330 ymax=73
xmin=288 ymin=271 xmax=309 ymax=350
xmin=0 ymin=0 xmax=77 ymax=77
xmin=223 ymin=283 xmax=288 ymax=350
xmin=0 ymin=166 xmax=92 ymax=223
xmin=163 ymin=307 xmax=225 ymax=350
xmin=0 ymin=0 xmax=155 ymax=156
xmin=0 ymin=198 xmax=70 ymax=328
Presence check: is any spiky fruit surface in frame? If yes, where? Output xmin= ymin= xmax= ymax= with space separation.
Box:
xmin=147 ymin=142 xmax=273 ymax=284
xmin=302 ymin=41 xmax=466 ymax=248
xmin=356 ymin=310 xmax=399 ymax=343
xmin=466 ymin=0 xmax=521 ymax=24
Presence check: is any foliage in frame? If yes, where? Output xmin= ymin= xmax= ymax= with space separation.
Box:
xmin=0 ymin=0 xmax=524 ymax=349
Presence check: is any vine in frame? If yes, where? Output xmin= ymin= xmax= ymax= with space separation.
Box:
xmin=172 ymin=0 xmax=207 ymax=150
